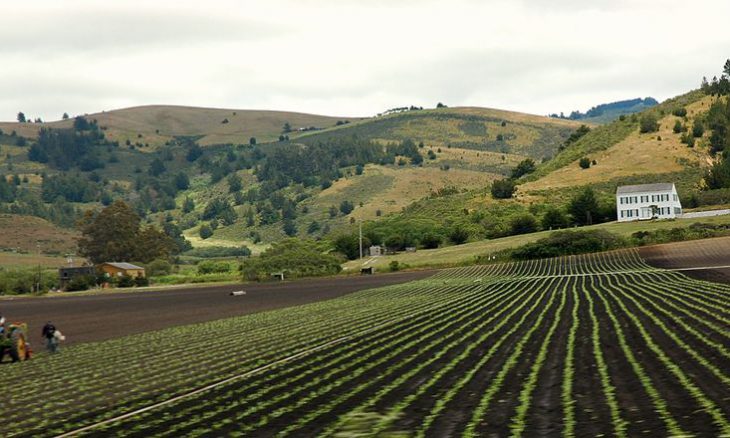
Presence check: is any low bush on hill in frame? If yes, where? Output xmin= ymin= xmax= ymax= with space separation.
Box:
xmin=240 ymin=239 xmax=343 ymax=281
xmin=506 ymin=229 xmax=627 ymax=260
xmin=184 ymin=246 xmax=252 ymax=258
xmin=631 ymin=222 xmax=730 ymax=245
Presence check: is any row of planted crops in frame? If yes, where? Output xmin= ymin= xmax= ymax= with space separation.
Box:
xmin=1 ymin=249 xmax=728 ymax=437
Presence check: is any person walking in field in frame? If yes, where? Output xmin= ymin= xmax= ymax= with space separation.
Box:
xmin=42 ymin=321 xmax=61 ymax=354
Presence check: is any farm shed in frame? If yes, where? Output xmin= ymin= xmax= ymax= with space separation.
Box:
xmin=99 ymin=262 xmax=146 ymax=278
xmin=58 ymin=266 xmax=96 ymax=290
xmin=616 ymin=182 xmax=682 ymax=222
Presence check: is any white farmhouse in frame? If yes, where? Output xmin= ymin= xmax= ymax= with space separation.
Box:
xmin=616 ymin=183 xmax=682 ymax=222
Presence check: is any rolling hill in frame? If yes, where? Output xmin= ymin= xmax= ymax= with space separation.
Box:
xmin=0 ymin=104 xmax=585 ymax=253
xmin=1 ymin=83 xmax=727 ymax=261
xmin=0 ymin=105 xmax=361 ymax=148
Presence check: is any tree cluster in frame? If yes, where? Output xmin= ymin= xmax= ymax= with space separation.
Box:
xmin=78 ymin=201 xmax=180 ymax=264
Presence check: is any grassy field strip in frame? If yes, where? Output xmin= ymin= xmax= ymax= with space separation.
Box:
xmin=105 ymin=282 xmax=510 ymax=436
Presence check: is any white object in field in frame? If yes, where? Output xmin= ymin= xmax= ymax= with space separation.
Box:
xmin=54 ymin=330 xmax=66 ymax=341
xmin=230 ymin=290 xmax=246 ymax=296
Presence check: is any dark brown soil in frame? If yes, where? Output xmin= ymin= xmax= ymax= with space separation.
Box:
xmin=0 ymin=271 xmax=434 ymax=348
xmin=639 ymin=236 xmax=730 ymax=284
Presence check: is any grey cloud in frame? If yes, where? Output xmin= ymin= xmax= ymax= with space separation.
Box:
xmin=0 ymin=9 xmax=283 ymax=55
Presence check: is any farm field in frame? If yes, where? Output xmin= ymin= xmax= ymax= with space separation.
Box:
xmin=1 ymin=250 xmax=729 ymax=436
xmin=639 ymin=235 xmax=730 ymax=283
xmin=0 ymin=270 xmax=432 ymax=348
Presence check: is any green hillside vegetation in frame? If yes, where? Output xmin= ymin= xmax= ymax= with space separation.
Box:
xmin=549 ymin=97 xmax=659 ymax=124
xmin=2 ymin=60 xmax=730 ymax=281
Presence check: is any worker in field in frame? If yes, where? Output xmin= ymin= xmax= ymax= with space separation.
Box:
xmin=42 ymin=321 xmax=60 ymax=354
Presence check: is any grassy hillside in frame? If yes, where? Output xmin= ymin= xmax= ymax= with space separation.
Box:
xmin=0 ymin=105 xmax=360 ymax=148
xmin=0 ymin=214 xmax=78 ymax=262
xmin=520 ymin=90 xmax=713 ymax=201
xmin=297 ymin=106 xmax=584 ymax=161
xmin=1 ymin=90 xmax=725 ymax=263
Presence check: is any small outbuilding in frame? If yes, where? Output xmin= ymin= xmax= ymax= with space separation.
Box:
xmin=58 ymin=265 xmax=96 ymax=290
xmin=99 ymin=262 xmax=146 ymax=279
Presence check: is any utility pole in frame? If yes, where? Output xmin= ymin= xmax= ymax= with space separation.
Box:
xmin=36 ymin=242 xmax=41 ymax=293
xmin=358 ymin=220 xmax=363 ymax=260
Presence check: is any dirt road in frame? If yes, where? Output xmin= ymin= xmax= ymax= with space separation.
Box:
xmin=0 ymin=271 xmax=434 ymax=348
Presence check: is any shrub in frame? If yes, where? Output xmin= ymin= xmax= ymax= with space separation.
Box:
xmin=672 ymin=108 xmax=687 ymax=117
xmin=491 ymin=178 xmax=516 ymax=199
xmin=197 ymin=260 xmax=232 ymax=274
xmin=692 ymin=120 xmax=704 ymax=138
xmin=510 ymin=230 xmax=626 ymax=260
xmin=579 ymin=157 xmax=591 ymax=169
xmin=639 ymin=114 xmax=659 ymax=133
xmin=420 ymin=232 xmax=442 ymax=249
xmin=339 ymin=200 xmax=354 ymax=215
xmin=388 ymin=260 xmax=400 ymax=272
xmin=673 ymin=120 xmax=683 ymax=134
xmin=199 ymin=224 xmax=213 ymax=239
xmin=509 ymin=214 xmax=539 ymax=235
xmin=184 ymin=246 xmax=251 ymax=258
xmin=541 ymin=207 xmax=568 ymax=230
xmin=66 ymin=275 xmax=94 ymax=292
xmin=117 ymin=275 xmax=135 ymax=288
xmin=448 ymin=226 xmax=469 ymax=245
xmin=240 ymin=239 xmax=342 ymax=281
xmin=146 ymin=259 xmax=173 ymax=276
xmin=333 ymin=234 xmax=371 ymax=260
xmin=510 ymin=158 xmax=536 ymax=179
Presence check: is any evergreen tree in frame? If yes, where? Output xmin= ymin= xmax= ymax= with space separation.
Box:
xmin=339 ymin=200 xmax=355 ymax=215
xmin=174 ymin=172 xmax=190 ymax=190
xmin=182 ymin=196 xmax=195 ymax=213
xmin=569 ymin=187 xmax=600 ymax=226
xmin=17 ymin=112 xmax=26 ymax=123
xmin=282 ymin=218 xmax=298 ymax=236
xmin=228 ymin=173 xmax=242 ymax=193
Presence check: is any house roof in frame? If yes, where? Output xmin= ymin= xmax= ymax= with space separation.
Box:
xmin=616 ymin=183 xmax=674 ymax=195
xmin=102 ymin=262 xmax=145 ymax=270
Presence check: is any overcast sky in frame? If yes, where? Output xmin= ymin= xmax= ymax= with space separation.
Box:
xmin=2 ymin=0 xmax=729 ymax=121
